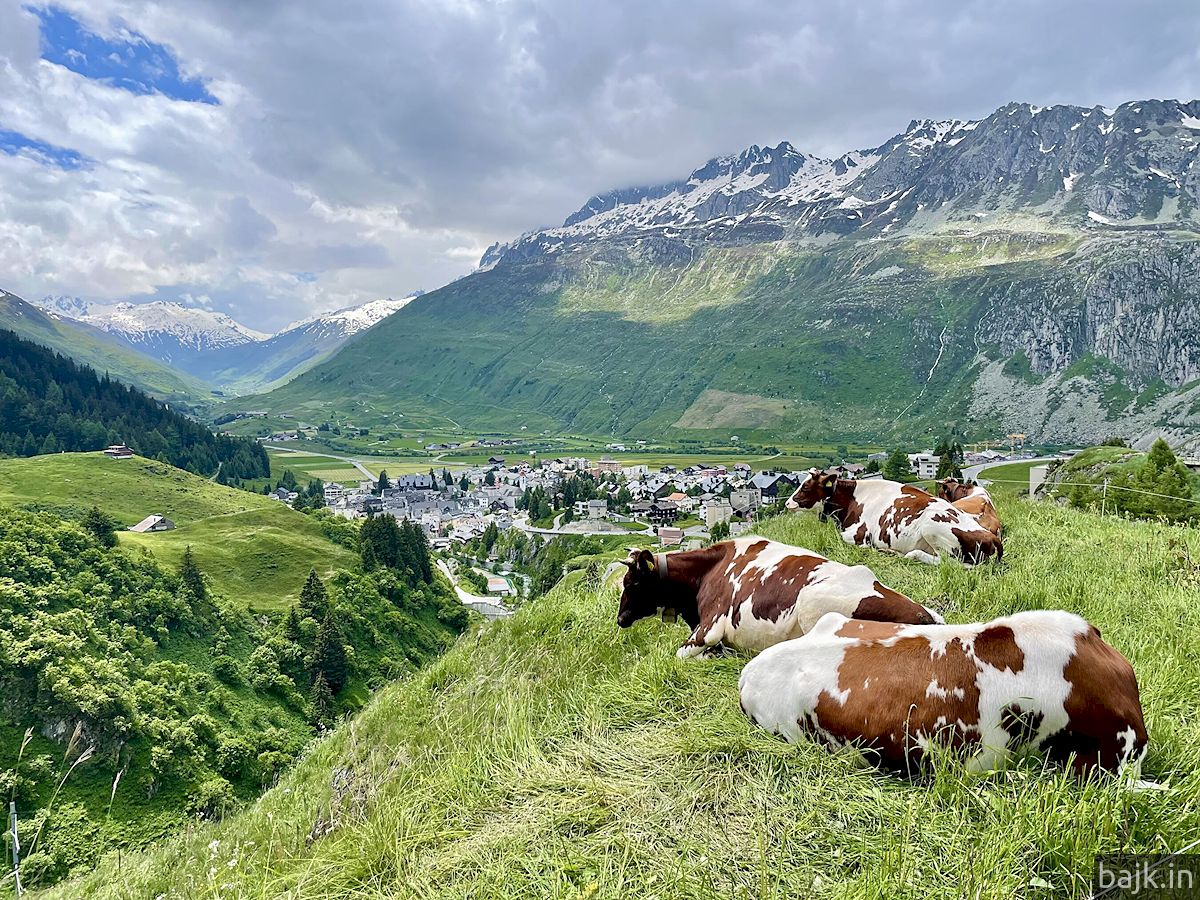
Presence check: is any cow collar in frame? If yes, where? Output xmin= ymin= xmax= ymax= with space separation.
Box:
xmin=654 ymin=552 xmax=676 ymax=623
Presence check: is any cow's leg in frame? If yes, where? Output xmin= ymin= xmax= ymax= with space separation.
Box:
xmin=904 ymin=548 xmax=941 ymax=565
xmin=677 ymin=615 xmax=723 ymax=659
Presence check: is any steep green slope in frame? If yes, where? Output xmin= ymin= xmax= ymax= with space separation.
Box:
xmin=239 ymin=231 xmax=1200 ymax=444
xmin=0 ymin=291 xmax=212 ymax=407
xmin=0 ymin=505 xmax=465 ymax=889
xmin=44 ymin=492 xmax=1200 ymax=899
xmin=0 ymin=454 xmax=356 ymax=610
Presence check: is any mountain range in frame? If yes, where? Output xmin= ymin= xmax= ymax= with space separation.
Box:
xmin=8 ymin=293 xmax=420 ymax=397
xmin=234 ymin=98 xmax=1200 ymax=448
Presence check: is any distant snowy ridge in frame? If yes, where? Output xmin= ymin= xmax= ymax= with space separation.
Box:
xmin=93 ymin=301 xmax=267 ymax=347
xmin=280 ymin=293 xmax=422 ymax=336
xmin=481 ymin=99 xmax=1200 ymax=267
xmin=29 ymin=292 xmax=426 ymax=392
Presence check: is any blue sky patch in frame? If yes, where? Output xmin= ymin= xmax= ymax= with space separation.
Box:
xmin=0 ymin=128 xmax=90 ymax=169
xmin=33 ymin=5 xmax=218 ymax=104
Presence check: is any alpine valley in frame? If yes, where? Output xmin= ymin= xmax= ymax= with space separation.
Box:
xmin=3 ymin=293 xmax=421 ymax=398
xmin=229 ymin=98 xmax=1200 ymax=448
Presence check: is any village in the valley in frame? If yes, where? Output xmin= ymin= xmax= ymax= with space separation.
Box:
xmin=269 ymin=443 xmax=1035 ymax=563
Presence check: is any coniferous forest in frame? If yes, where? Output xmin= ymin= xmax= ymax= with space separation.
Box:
xmin=0 ymin=329 xmax=268 ymax=480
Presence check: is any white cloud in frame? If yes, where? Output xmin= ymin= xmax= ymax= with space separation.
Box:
xmin=0 ymin=0 xmax=1198 ymax=330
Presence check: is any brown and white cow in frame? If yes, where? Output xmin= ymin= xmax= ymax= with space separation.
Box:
xmin=786 ymin=470 xmax=1002 ymax=565
xmin=739 ymin=610 xmax=1147 ymax=777
xmin=615 ymin=537 xmax=940 ymax=659
xmin=937 ymin=478 xmax=1002 ymax=537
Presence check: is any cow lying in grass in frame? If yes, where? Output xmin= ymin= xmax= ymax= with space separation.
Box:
xmin=786 ymin=469 xmax=1003 ymax=565
xmin=739 ymin=610 xmax=1147 ymax=777
xmin=938 ymin=478 xmax=1002 ymax=537
xmin=615 ymin=538 xmax=939 ymax=659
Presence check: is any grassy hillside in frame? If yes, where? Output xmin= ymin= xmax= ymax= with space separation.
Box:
xmin=44 ymin=488 xmax=1200 ymax=899
xmin=0 ymin=453 xmax=356 ymax=610
xmin=230 ymin=233 xmax=1200 ymax=444
xmin=0 ymin=291 xmax=213 ymax=407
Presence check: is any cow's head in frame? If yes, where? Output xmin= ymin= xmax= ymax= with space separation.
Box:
xmin=938 ymin=478 xmax=974 ymax=502
xmin=616 ymin=548 xmax=668 ymax=628
xmin=786 ymin=468 xmax=838 ymax=510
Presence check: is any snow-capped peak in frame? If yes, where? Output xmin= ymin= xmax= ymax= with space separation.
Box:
xmin=280 ymin=293 xmax=422 ymax=336
xmin=97 ymin=301 xmax=268 ymax=345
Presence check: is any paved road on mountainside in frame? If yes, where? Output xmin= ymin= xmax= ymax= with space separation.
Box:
xmin=962 ymin=456 xmax=1063 ymax=485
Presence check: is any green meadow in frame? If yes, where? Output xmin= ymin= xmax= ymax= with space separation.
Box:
xmin=41 ymin=479 xmax=1200 ymax=899
xmin=0 ymin=453 xmax=356 ymax=611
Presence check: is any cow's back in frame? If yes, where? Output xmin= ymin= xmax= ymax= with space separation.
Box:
xmin=739 ymin=610 xmax=1144 ymax=775
xmin=952 ymin=491 xmax=1002 ymax=537
xmin=695 ymin=539 xmax=933 ymax=653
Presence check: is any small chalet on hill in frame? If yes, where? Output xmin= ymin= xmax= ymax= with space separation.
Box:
xmin=103 ymin=444 xmax=134 ymax=459
xmin=129 ymin=514 xmax=175 ymax=533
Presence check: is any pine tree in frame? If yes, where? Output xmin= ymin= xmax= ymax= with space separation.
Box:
xmin=179 ymin=546 xmax=207 ymax=603
xmin=882 ymin=449 xmax=915 ymax=482
xmin=283 ymin=605 xmax=303 ymax=644
xmin=309 ymin=671 xmax=334 ymax=724
xmin=298 ymin=569 xmax=328 ymax=620
xmin=377 ymin=470 xmax=390 ymax=495
xmin=935 ymin=453 xmax=963 ymax=480
xmin=81 ymin=505 xmax=118 ymax=548
xmin=309 ymin=614 xmax=348 ymax=693
xmin=1132 ymin=438 xmax=1194 ymax=522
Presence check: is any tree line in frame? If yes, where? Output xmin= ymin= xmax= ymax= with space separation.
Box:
xmin=0 ymin=329 xmax=269 ymax=480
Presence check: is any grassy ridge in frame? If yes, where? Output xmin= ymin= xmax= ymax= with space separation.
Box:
xmin=0 ymin=453 xmax=356 ymax=610
xmin=42 ymin=490 xmax=1200 ymax=899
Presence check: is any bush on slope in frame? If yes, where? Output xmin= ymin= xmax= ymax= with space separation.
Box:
xmin=40 ymin=492 xmax=1200 ymax=899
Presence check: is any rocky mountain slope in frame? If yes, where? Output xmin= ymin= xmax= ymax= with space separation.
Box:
xmin=31 ymin=293 xmax=419 ymax=394
xmin=244 ymin=99 xmax=1200 ymax=446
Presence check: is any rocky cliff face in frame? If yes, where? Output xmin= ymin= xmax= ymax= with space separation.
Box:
xmin=977 ymin=238 xmax=1200 ymax=390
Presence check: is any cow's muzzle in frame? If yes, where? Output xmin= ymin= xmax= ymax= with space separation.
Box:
xmin=785 ymin=499 xmax=799 ymax=510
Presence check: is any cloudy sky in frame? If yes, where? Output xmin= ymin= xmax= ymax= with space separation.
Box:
xmin=1 ymin=0 xmax=1198 ymax=330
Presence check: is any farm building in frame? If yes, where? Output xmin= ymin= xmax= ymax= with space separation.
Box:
xmin=129 ymin=514 xmax=175 ymax=533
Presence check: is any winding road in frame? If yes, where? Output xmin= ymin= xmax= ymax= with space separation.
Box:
xmin=436 ymin=560 xmax=513 ymax=619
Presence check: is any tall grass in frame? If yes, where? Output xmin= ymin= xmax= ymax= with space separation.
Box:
xmin=39 ymin=491 xmax=1200 ymax=899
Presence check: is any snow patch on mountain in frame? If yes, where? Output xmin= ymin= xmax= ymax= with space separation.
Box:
xmin=281 ymin=294 xmax=421 ymax=337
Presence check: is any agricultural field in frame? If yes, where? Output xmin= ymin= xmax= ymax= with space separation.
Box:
xmin=44 ymin=483 xmax=1200 ymax=899
xmin=266 ymin=448 xmax=370 ymax=486
xmin=0 ymin=452 xmax=356 ymax=611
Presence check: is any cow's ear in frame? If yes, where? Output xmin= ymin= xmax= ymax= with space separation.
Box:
xmin=633 ymin=549 xmax=655 ymax=573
